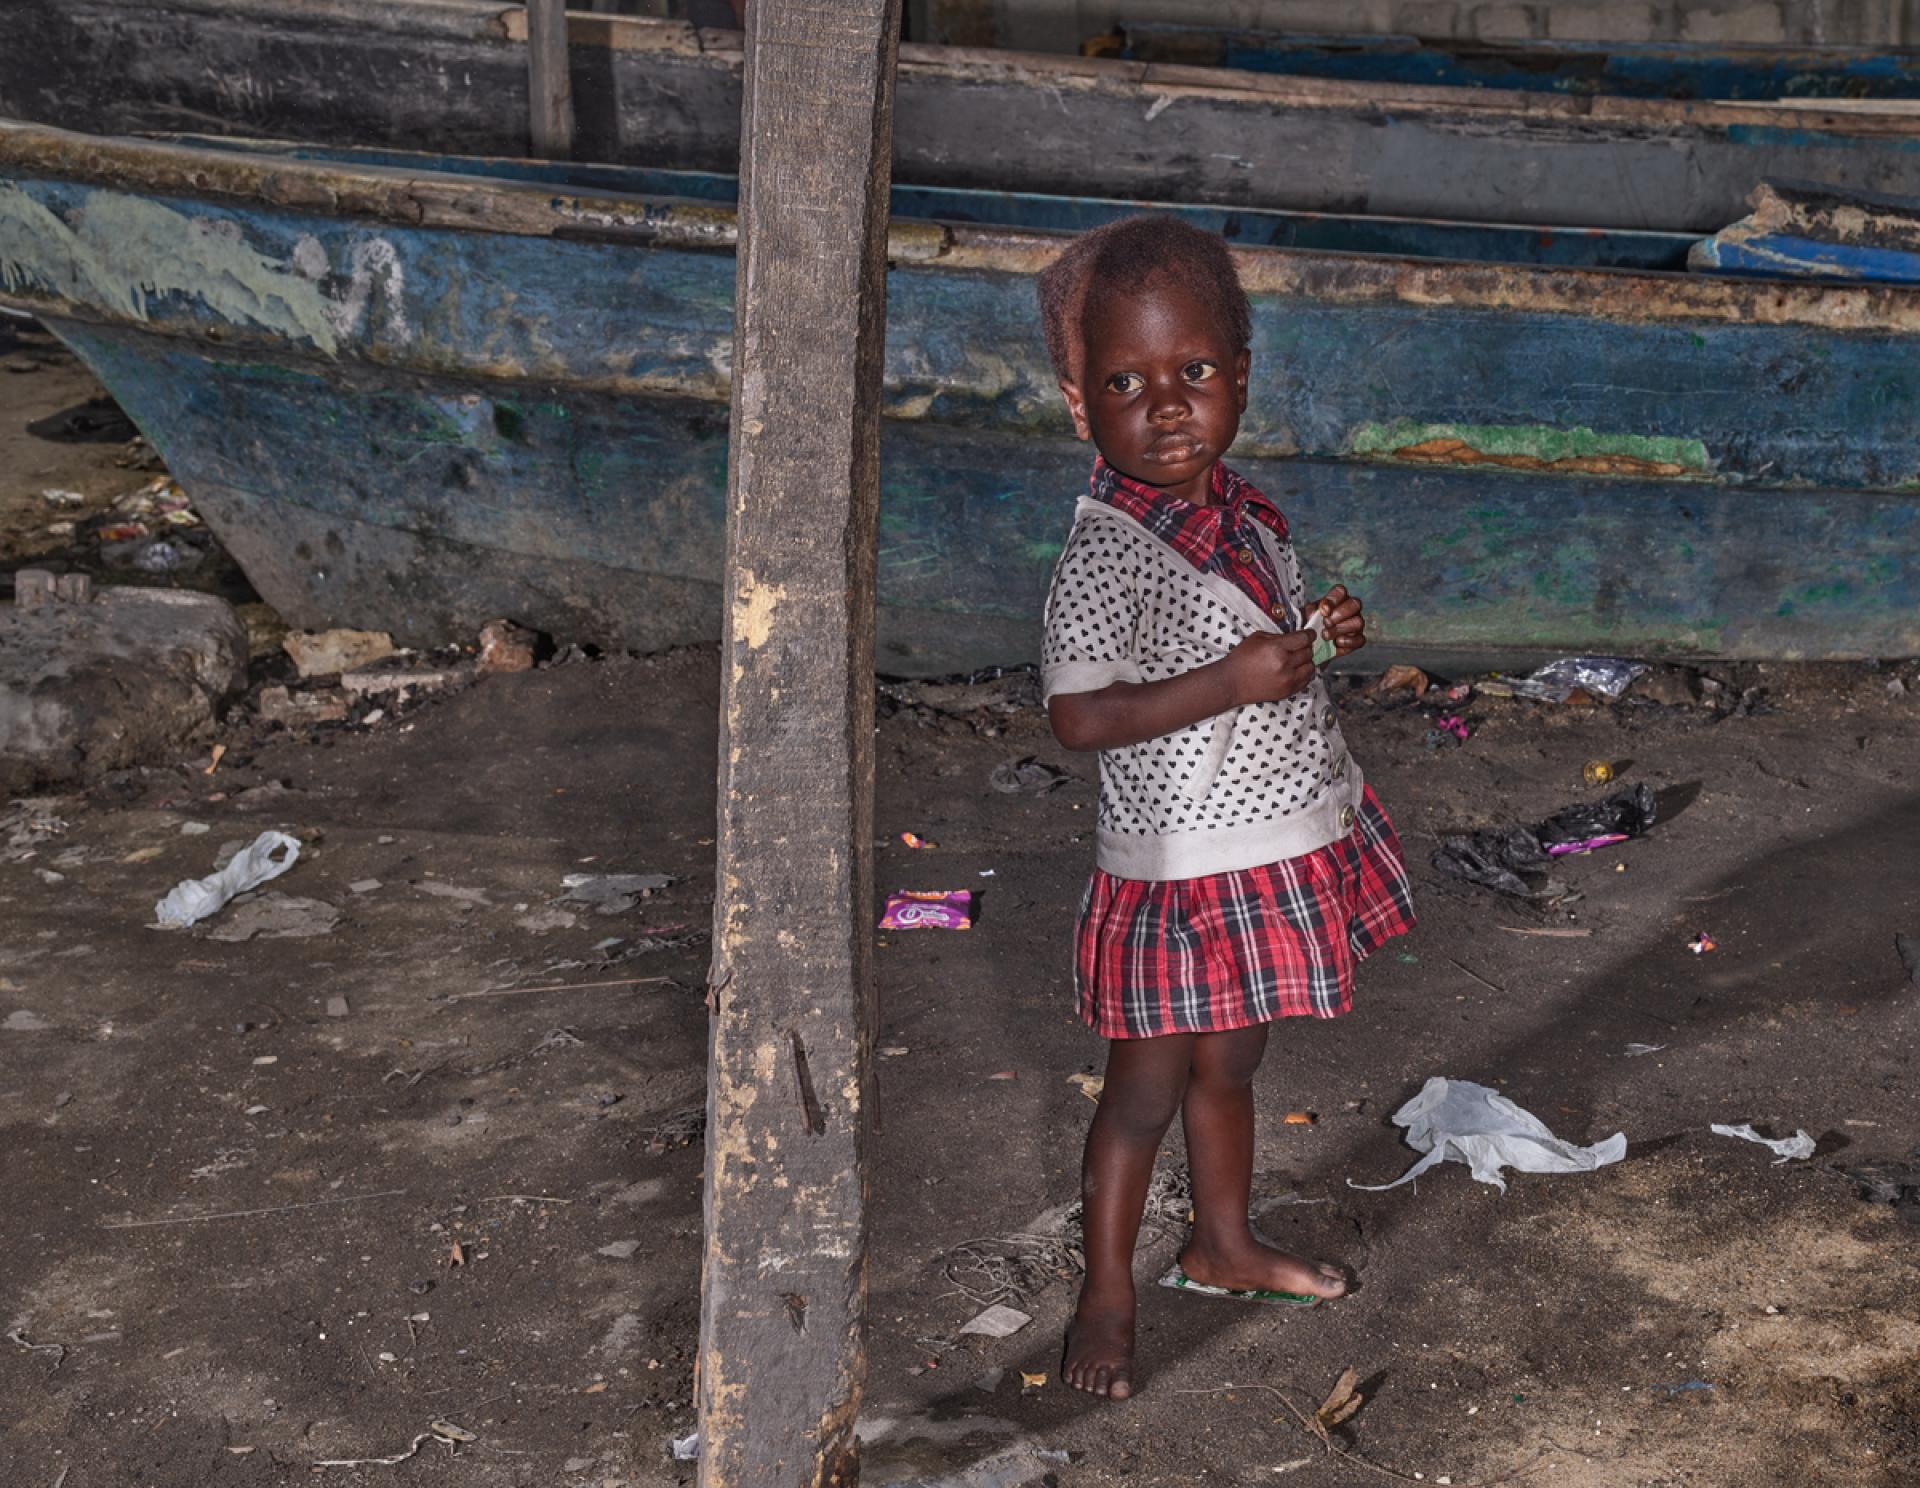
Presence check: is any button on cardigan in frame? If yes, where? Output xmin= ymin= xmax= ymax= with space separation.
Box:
xmin=1041 ymin=495 xmax=1365 ymax=882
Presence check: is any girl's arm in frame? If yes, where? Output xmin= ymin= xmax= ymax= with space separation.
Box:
xmin=1049 ymin=630 xmax=1318 ymax=752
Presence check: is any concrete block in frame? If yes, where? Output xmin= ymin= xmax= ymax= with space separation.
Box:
xmin=1396 ymin=0 xmax=1463 ymax=35
xmin=1467 ymin=2 xmax=1542 ymax=39
xmin=0 ymin=587 xmax=248 ymax=792
xmin=1680 ymin=2 xmax=1790 ymax=43
xmin=1548 ymin=2 xmax=1659 ymax=40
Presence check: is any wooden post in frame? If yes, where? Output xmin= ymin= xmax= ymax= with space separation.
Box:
xmin=525 ymin=0 xmax=574 ymax=160
xmin=698 ymin=1 xmax=901 ymax=1484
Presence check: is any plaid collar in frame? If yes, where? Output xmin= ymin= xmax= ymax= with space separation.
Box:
xmin=1087 ymin=459 xmax=1292 ymax=619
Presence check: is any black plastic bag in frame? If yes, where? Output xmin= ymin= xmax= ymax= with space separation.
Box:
xmin=1431 ymin=785 xmax=1658 ymax=899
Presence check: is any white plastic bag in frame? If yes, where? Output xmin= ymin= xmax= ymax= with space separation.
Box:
xmin=154 ymin=830 xmax=301 ymax=928
xmin=1350 ymin=1076 xmax=1627 ymax=1194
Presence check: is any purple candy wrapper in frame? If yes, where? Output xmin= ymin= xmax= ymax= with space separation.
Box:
xmin=879 ymin=889 xmax=973 ymax=931
xmin=1544 ymin=833 xmax=1630 ymax=857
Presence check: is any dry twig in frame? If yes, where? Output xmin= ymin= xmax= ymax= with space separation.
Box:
xmin=102 ymin=1189 xmax=407 ymax=1230
xmin=447 ymin=976 xmax=672 ymax=1003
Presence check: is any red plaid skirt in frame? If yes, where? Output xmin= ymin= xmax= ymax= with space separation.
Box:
xmin=1075 ymin=787 xmax=1415 ymax=1039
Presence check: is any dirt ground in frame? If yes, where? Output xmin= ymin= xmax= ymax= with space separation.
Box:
xmin=4 ymin=324 xmax=1920 ymax=1488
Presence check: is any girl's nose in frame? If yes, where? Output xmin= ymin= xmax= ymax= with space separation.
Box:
xmin=1149 ymin=377 xmax=1191 ymax=422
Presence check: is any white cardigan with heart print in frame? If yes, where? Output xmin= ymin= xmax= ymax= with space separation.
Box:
xmin=1041 ymin=497 xmax=1365 ymax=882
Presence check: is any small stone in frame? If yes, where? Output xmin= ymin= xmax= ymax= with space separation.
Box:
xmin=477 ymin=619 xmax=540 ymax=675
xmin=348 ymin=879 xmax=382 ymax=895
xmin=597 ymin=1240 xmax=641 ymax=1260
xmin=4 ymin=1010 xmax=51 ymax=1031
xmin=409 ymin=1280 xmax=434 ymax=1295
xmin=251 ymin=1055 xmax=278 ymax=1066
xmin=282 ymin=628 xmax=396 ymax=679
xmin=180 ymin=821 xmax=210 ymax=835
xmin=325 ymin=995 xmax=350 ymax=1018
xmin=245 ymin=1104 xmax=269 ymax=1115
xmin=53 ymin=1090 xmax=73 ymax=1108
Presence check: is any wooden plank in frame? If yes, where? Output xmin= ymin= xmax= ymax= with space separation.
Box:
xmin=699 ymin=0 xmax=899 ymax=1483
xmin=524 ymin=0 xmax=573 ymax=159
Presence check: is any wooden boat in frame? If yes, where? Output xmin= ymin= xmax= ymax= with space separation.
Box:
xmin=1104 ymin=24 xmax=1920 ymax=103
xmin=14 ymin=0 xmax=1920 ymax=233
xmin=3 ymin=122 xmax=1916 ymax=667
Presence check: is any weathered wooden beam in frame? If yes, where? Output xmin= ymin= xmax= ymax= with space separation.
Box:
xmin=698 ymin=1 xmax=900 ymax=1484
xmin=524 ymin=0 xmax=573 ymax=159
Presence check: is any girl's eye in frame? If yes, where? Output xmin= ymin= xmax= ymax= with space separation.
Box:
xmin=1184 ymin=361 xmax=1219 ymax=383
xmin=1105 ymin=372 xmax=1143 ymax=394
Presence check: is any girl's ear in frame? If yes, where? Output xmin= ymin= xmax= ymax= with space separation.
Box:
xmin=1059 ymin=379 xmax=1092 ymax=441
xmin=1234 ymin=349 xmax=1251 ymax=413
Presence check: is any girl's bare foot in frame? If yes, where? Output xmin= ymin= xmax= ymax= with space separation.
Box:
xmin=1177 ymin=1235 xmax=1348 ymax=1299
xmin=1063 ymin=1288 xmax=1136 ymax=1399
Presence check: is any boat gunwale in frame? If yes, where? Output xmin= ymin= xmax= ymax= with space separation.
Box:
xmin=8 ymin=121 xmax=1920 ymax=335
xmin=59 ymin=0 xmax=1920 ymax=135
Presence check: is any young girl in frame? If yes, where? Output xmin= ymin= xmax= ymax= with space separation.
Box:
xmin=1037 ymin=216 xmax=1416 ymax=1400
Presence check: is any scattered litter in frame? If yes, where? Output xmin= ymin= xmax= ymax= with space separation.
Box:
xmin=1350 ymin=1076 xmax=1626 ymax=1193
xmin=987 ymin=1070 xmax=1017 ymax=1080
xmin=1369 ymin=664 xmax=1430 ymax=697
xmin=978 ymin=868 xmax=996 ymax=877
xmin=1654 ymin=1380 xmax=1717 ymax=1396
xmin=1432 ymin=714 xmax=1471 ymax=742
xmin=180 ymin=821 xmax=210 ymax=836
xmin=989 ymin=756 xmax=1070 ymax=795
xmin=1492 ymin=656 xmax=1647 ymax=704
xmin=958 ymin=1303 xmax=1032 ymax=1338
xmin=348 ymin=878 xmax=381 ymax=895
xmin=325 ymin=996 xmax=350 ymax=1018
xmin=901 ymin=831 xmax=938 ymax=849
xmin=671 ymin=1431 xmax=701 ymax=1461
xmin=1623 ymin=1043 xmax=1667 ymax=1057
xmin=1711 ymin=1123 xmax=1814 ymax=1163
xmin=879 ymin=889 xmax=973 ymax=930
xmin=1020 ymin=1371 xmax=1048 ymax=1392
xmin=41 ymin=488 xmax=85 ymax=509
xmin=1837 ymin=1152 xmax=1920 ymax=1221
xmin=154 ymin=831 xmax=301 ymax=928
xmin=1500 ymin=925 xmax=1592 ymax=938
xmin=560 ymin=872 xmax=671 ymax=915
xmin=1688 ymin=931 xmax=1718 ymax=955
xmin=597 ymin=1240 xmax=641 ymax=1260
xmin=206 ymin=894 xmax=339 ymax=943
xmin=1273 ymin=1460 xmax=1314 ymax=1476
xmin=1896 ymin=933 xmax=1919 ymax=985
xmin=1284 ymin=1111 xmax=1317 ymax=1126
xmin=129 ymin=538 xmax=198 ymax=573
xmin=1066 ymin=1072 xmax=1104 ymax=1102
xmin=1430 ymin=785 xmax=1657 ymax=899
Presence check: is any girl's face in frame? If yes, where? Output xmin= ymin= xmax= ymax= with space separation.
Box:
xmin=1060 ymin=276 xmax=1251 ymax=507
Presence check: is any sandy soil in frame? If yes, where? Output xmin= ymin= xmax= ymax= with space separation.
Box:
xmin=3 ymin=330 xmax=1918 ymax=1488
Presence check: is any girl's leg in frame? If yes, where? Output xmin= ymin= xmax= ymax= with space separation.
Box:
xmin=1177 ymin=1025 xmax=1348 ymax=1299
xmin=1065 ymin=1032 xmax=1195 ymax=1400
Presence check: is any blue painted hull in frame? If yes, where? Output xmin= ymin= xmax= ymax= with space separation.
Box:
xmin=3 ymin=129 xmax=1918 ymax=664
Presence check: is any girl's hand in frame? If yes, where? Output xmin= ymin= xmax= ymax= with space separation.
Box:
xmin=1316 ymin=585 xmax=1367 ymax=657
xmin=1224 ymin=629 xmax=1319 ymax=705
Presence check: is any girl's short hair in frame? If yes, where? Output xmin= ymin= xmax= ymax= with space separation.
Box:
xmin=1036 ymin=215 xmax=1253 ymax=383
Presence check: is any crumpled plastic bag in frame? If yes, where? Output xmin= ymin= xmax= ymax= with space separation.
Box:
xmin=1350 ymin=1076 xmax=1627 ymax=1193
xmin=1711 ymin=1123 xmax=1815 ymax=1164
xmin=1502 ymin=656 xmax=1647 ymax=703
xmin=154 ymin=830 xmax=301 ymax=928
xmin=1431 ymin=784 xmax=1658 ymax=898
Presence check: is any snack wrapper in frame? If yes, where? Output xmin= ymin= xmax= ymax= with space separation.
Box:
xmin=879 ymin=889 xmax=973 ymax=931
